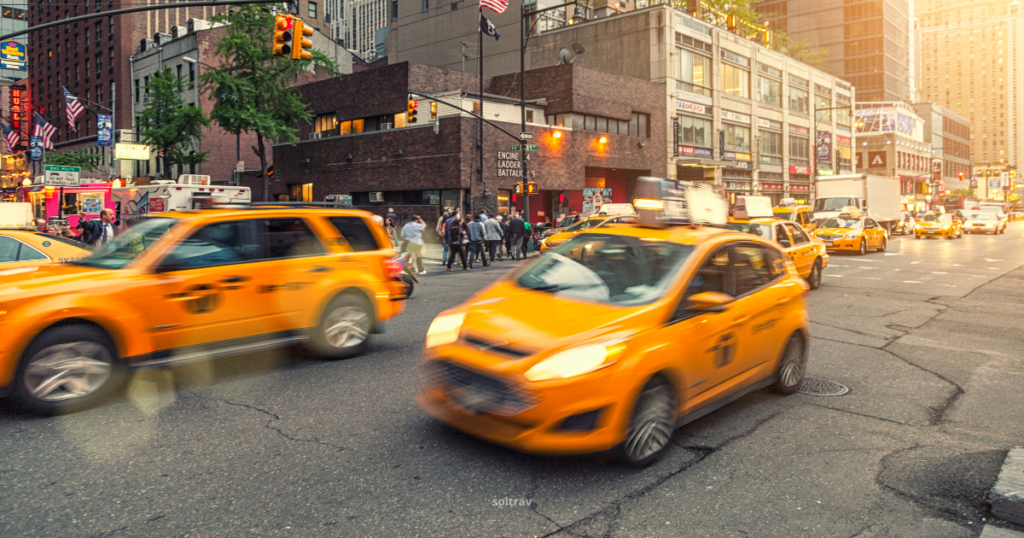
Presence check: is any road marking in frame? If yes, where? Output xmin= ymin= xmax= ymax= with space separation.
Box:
xmin=953 ymin=264 xmax=962 ymax=267
xmin=884 ymin=253 xmax=904 ymax=256
xmin=985 ymin=258 xmax=1004 ymax=262
xmin=902 ymin=281 xmax=923 ymax=284
xmin=846 ymin=259 xmax=879 ymax=262
xmin=825 ymin=274 xmax=843 ymax=278
xmin=990 ymin=267 xmax=1001 ymax=270
xmin=911 ymin=261 xmax=920 ymax=265
xmin=932 ymin=271 xmax=948 ymax=274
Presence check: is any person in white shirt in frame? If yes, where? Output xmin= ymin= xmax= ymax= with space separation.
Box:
xmin=400 ymin=215 xmax=427 ymax=274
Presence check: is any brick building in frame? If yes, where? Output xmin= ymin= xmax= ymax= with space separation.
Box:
xmin=272 ymin=62 xmax=666 ymax=224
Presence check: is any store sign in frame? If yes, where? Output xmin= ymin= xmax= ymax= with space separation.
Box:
xmin=675 ymin=101 xmax=706 ymax=115
xmin=989 ymin=179 xmax=1002 ymax=189
xmin=721 ymin=110 xmax=751 ymax=123
xmin=672 ymin=118 xmax=679 ymax=156
xmin=9 ymin=85 xmax=24 ymax=150
xmin=114 ymin=143 xmax=151 ymax=160
xmin=817 ymin=169 xmax=835 ymax=176
xmin=757 ymin=118 xmax=771 ymax=128
xmin=727 ymin=161 xmax=753 ymax=170
xmin=0 ymin=40 xmax=26 ymax=71
xmin=496 ymin=151 xmax=524 ymax=178
xmin=970 ymin=179 xmax=978 ymax=188
xmin=734 ymin=152 xmax=752 ymax=161
xmin=867 ymin=151 xmax=887 ymax=168
xmin=789 ymin=184 xmax=810 ymax=192
xmin=761 ymin=183 xmax=783 ymax=191
xmin=679 ymin=145 xmax=713 ymax=158
xmin=789 ymin=165 xmax=810 ymax=175
xmin=789 ymin=125 xmax=809 ymax=136
xmin=836 ymin=135 xmax=851 ymax=145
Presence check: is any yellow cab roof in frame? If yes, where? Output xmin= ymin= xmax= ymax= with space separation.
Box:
xmin=145 ymin=207 xmax=375 ymax=222
xmin=586 ymin=221 xmax=753 ymax=247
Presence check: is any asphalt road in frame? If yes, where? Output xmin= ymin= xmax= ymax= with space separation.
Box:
xmin=2 ymin=226 xmax=1024 ymax=537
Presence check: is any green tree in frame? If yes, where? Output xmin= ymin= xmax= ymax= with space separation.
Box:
xmin=772 ymin=32 xmax=829 ymax=69
xmin=47 ymin=149 xmax=98 ymax=173
xmin=200 ymin=6 xmax=338 ymax=201
xmin=699 ymin=0 xmax=761 ymax=28
xmin=137 ymin=67 xmax=210 ymax=180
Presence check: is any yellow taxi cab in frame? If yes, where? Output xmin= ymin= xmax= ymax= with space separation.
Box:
xmin=727 ymin=218 xmax=828 ymax=290
xmin=0 ymin=230 xmax=90 ymax=276
xmin=0 ymin=207 xmax=406 ymax=414
xmin=538 ymin=214 xmax=638 ymax=253
xmin=417 ymin=178 xmax=810 ymax=466
xmin=914 ymin=213 xmax=963 ymax=239
xmin=772 ymin=203 xmax=817 ymax=233
xmin=811 ymin=211 xmax=888 ymax=255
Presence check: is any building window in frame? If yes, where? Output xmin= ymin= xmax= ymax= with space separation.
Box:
xmin=789 ymin=86 xmax=809 ymax=114
xmin=790 ymin=136 xmax=809 ymax=161
xmin=676 ymin=49 xmax=710 ymax=96
xmin=134 ymin=78 xmax=139 ymax=103
xmin=95 ymin=21 xmax=102 ymax=41
xmin=678 ymin=115 xmax=712 ymax=147
xmin=314 ymin=113 xmax=337 ymax=133
xmin=308 ymin=1 xmax=317 ymax=18
xmin=724 ymin=124 xmax=751 ymax=153
xmin=339 ymin=119 xmax=364 ymax=134
xmin=758 ymin=77 xmax=781 ymax=107
xmin=526 ymin=110 xmax=534 ymax=123
xmin=815 ymin=95 xmax=831 ymax=122
xmin=189 ymin=62 xmax=195 ymax=86
xmin=392 ymin=0 xmax=398 ymax=20
xmin=761 ymin=131 xmax=783 ymax=160
xmin=629 ymin=113 xmax=649 ymax=138
xmin=837 ymin=145 xmax=853 ymax=171
xmin=290 ymin=183 xmax=314 ymax=202
xmin=720 ymin=63 xmax=750 ymax=99
xmin=422 ymin=0 xmax=429 ymax=11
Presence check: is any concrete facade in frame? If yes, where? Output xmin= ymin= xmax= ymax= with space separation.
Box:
xmin=912 ymin=102 xmax=971 ymax=193
xmin=854 ymin=101 xmax=936 ymax=211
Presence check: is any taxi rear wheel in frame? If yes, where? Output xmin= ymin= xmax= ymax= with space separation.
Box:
xmin=773 ymin=333 xmax=806 ymax=394
xmin=878 ymin=238 xmax=887 ymax=252
xmin=13 ymin=324 xmax=123 ymax=415
xmin=807 ymin=259 xmax=822 ymax=290
xmin=618 ymin=376 xmax=676 ymax=467
xmin=858 ymin=239 xmax=867 ymax=255
xmin=311 ymin=295 xmax=372 ymax=360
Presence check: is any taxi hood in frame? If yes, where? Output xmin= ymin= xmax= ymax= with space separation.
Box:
xmin=0 ymin=263 xmax=125 ymax=301
xmin=457 ymin=280 xmax=663 ymax=354
xmin=815 ymin=227 xmax=855 ymax=234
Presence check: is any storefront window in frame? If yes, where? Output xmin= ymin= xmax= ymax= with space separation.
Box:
xmin=678 ymin=116 xmax=712 ymax=147
xmin=790 ymin=136 xmax=809 ymax=160
xmin=724 ymin=124 xmax=751 ymax=153
xmin=290 ymin=183 xmax=313 ymax=202
xmin=720 ymin=63 xmax=750 ymax=99
xmin=497 ymin=190 xmax=510 ymax=214
xmin=789 ymin=87 xmax=809 ymax=114
xmin=758 ymin=77 xmax=781 ymax=107
xmin=676 ymin=49 xmax=710 ymax=96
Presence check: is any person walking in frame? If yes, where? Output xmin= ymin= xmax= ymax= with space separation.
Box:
xmin=479 ymin=210 xmax=489 ymax=223
xmin=81 ymin=208 xmax=117 ymax=247
xmin=522 ymin=219 xmax=532 ymax=257
xmin=484 ymin=213 xmax=503 ymax=265
xmin=467 ymin=214 xmax=486 ymax=268
xmin=401 ymin=215 xmax=427 ymax=274
xmin=507 ymin=213 xmax=526 ymax=261
xmin=436 ymin=208 xmax=451 ymax=264
xmin=386 ymin=208 xmax=398 ymax=229
xmin=445 ymin=215 xmax=468 ymax=271
xmin=384 ymin=219 xmax=398 ymax=248
xmin=497 ymin=215 xmax=508 ymax=261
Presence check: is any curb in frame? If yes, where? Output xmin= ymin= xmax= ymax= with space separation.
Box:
xmin=991 ymin=448 xmax=1024 ymax=527
xmin=981 ymin=526 xmax=1024 ymax=538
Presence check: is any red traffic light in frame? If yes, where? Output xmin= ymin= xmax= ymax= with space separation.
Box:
xmin=558 ymin=192 xmax=565 ymax=204
xmin=958 ymin=171 xmax=965 ymax=179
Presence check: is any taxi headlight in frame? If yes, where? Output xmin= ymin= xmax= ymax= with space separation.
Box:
xmin=524 ymin=342 xmax=626 ymax=382
xmin=844 ymin=232 xmax=859 ymax=239
xmin=425 ymin=312 xmax=466 ymax=348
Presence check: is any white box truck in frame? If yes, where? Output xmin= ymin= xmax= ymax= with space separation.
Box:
xmin=813 ymin=174 xmax=902 ymax=232
xmin=112 ymin=175 xmax=251 ymax=224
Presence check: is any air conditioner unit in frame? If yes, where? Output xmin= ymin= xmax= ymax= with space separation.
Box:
xmin=309 ymin=132 xmax=322 ymax=139
xmin=170 ymin=26 xmax=186 ymax=39
xmin=381 ymin=123 xmax=394 ymax=130
xmin=186 ymin=18 xmax=211 ymax=33
xmin=179 ymin=174 xmax=212 ymax=185
xmin=369 ymin=192 xmax=384 ymax=203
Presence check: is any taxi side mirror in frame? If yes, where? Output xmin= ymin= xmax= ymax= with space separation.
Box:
xmin=687 ymin=291 xmax=732 ymax=313
xmin=778 ymin=238 xmax=791 ymax=248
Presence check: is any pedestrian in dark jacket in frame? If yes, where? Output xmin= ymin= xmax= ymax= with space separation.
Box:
xmin=446 ymin=216 xmax=468 ymax=271
xmin=467 ymin=214 xmax=487 ymax=267
xmin=507 ymin=214 xmax=526 ymax=260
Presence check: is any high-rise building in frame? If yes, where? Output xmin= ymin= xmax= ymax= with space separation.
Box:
xmin=754 ymin=0 xmax=912 ymax=103
xmin=0 ymin=0 xmax=28 ymax=81
xmin=345 ymin=0 xmax=389 ymax=60
xmin=917 ymin=0 xmax=1024 ymax=173
xmin=326 ymin=0 xmax=347 ymax=46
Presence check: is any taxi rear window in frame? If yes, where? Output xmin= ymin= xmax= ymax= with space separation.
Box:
xmin=327 ymin=217 xmax=381 ymax=252
xmin=29 ymin=232 xmax=85 ymax=248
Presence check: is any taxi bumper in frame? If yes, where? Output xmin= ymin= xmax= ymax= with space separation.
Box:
xmin=916 ymin=227 xmax=954 ymax=236
xmin=966 ymin=224 xmax=996 ymax=233
xmin=417 ymin=350 xmax=632 ymax=455
xmin=816 ymin=239 xmax=861 ymax=251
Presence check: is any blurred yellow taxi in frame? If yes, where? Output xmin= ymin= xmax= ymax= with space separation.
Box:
xmin=812 ymin=213 xmax=888 ymax=255
xmin=538 ymin=214 xmax=638 ymax=252
xmin=0 ymin=207 xmax=405 ymax=414
xmin=0 ymin=230 xmax=89 ymax=277
xmin=727 ymin=218 xmax=828 ymax=289
xmin=915 ymin=213 xmax=963 ymax=239
xmin=418 ymin=178 xmax=810 ymax=466
xmin=772 ymin=205 xmax=817 ymax=233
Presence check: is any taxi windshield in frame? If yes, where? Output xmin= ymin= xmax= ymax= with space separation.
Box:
xmin=773 ymin=210 xmax=794 ymax=220
xmin=565 ymin=219 xmax=598 ymax=232
xmin=73 ymin=218 xmax=178 ymax=269
xmin=821 ymin=217 xmax=862 ymax=229
xmin=726 ymin=222 xmax=773 ymax=238
xmin=517 ymin=233 xmax=694 ymax=306
xmin=971 ymin=213 xmax=996 ymax=221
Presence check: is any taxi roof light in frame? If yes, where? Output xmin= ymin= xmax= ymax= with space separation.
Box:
xmin=633 ymin=198 xmax=664 ymax=211
xmin=631 ymin=177 xmax=728 ymax=227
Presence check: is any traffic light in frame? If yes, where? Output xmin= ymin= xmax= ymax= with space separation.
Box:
xmin=291 ymin=18 xmax=314 ymax=61
xmin=273 ymin=14 xmax=294 ymax=58
xmin=527 ymin=182 xmax=538 ymax=195
xmin=558 ymin=192 xmax=565 ymax=204
xmin=958 ymin=171 xmax=965 ymax=180
xmin=407 ymin=100 xmax=418 ymax=123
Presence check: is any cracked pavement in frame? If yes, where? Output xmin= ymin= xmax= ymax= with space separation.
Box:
xmin=2 ymin=229 xmax=1024 ymax=536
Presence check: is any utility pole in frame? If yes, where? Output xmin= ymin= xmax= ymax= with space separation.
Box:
xmin=519 ymin=2 xmax=529 ymax=224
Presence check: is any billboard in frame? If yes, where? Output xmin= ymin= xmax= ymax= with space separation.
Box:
xmin=0 ymin=40 xmax=26 ymax=71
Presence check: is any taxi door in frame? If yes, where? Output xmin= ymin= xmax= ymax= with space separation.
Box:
xmin=864 ymin=219 xmax=883 ymax=248
xmin=782 ymin=222 xmax=816 ymax=278
xmin=772 ymin=222 xmax=798 ymax=272
xmin=253 ymin=217 xmax=336 ymax=332
xmin=718 ymin=244 xmax=791 ymax=377
xmin=136 ymin=220 xmax=271 ymax=353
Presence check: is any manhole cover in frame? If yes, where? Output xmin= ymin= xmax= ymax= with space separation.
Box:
xmin=796 ymin=377 xmax=849 ymax=397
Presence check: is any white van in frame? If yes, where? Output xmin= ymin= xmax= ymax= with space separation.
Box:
xmin=113 ymin=175 xmax=251 ymax=224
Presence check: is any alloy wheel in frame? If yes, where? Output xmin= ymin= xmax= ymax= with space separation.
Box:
xmin=24 ymin=341 xmax=112 ymax=402
xmin=775 ymin=335 xmax=805 ymax=394
xmin=622 ymin=380 xmax=675 ymax=466
xmin=323 ymin=305 xmax=370 ymax=349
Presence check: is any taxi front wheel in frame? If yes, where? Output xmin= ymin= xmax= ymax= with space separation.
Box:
xmin=773 ymin=334 xmax=806 ymax=395
xmin=858 ymin=239 xmax=867 ymax=255
xmin=807 ymin=259 xmax=822 ymax=290
xmin=618 ymin=376 xmax=675 ymax=467
xmin=310 ymin=295 xmax=372 ymax=360
xmin=13 ymin=324 xmax=124 ymax=415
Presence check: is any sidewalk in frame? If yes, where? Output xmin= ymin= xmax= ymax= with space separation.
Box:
xmin=420 ymin=241 xmax=539 ymax=263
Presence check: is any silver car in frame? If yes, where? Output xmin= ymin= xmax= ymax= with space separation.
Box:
xmin=963 ymin=212 xmax=1006 ymax=234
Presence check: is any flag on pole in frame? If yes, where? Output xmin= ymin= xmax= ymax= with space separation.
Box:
xmin=480 ymin=12 xmax=501 ymax=40
xmin=33 ymin=112 xmax=56 ymax=151
xmin=480 ymin=0 xmax=508 ymax=14
xmin=63 ymin=86 xmax=84 ymax=132
xmin=1 ymin=122 xmax=18 ymax=154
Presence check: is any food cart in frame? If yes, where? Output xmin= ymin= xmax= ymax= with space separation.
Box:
xmin=17 ymin=180 xmax=115 ymax=230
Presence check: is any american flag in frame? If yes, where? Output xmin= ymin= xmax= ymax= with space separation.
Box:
xmin=63 ymin=87 xmax=84 ymax=132
xmin=480 ymin=0 xmax=508 ymax=14
xmin=33 ymin=112 xmax=56 ymax=151
xmin=1 ymin=122 xmax=18 ymax=154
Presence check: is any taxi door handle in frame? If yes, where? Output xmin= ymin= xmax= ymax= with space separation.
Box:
xmin=776 ymin=297 xmax=792 ymax=306
xmin=221 ymin=276 xmax=249 ymax=284
xmin=731 ymin=316 xmax=751 ymax=326
xmin=309 ymin=266 xmax=332 ymax=273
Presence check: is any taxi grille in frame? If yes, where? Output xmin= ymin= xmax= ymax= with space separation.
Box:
xmin=462 ymin=335 xmax=533 ymax=359
xmin=817 ymin=234 xmax=843 ymax=241
xmin=429 ymin=361 xmax=534 ymax=416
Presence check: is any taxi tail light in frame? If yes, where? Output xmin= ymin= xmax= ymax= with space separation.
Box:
xmin=384 ymin=257 xmax=403 ymax=280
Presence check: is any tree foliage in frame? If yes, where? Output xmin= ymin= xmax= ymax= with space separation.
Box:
xmin=772 ymin=32 xmax=830 ymax=69
xmin=137 ymin=67 xmax=210 ymax=179
xmin=698 ymin=0 xmax=761 ymax=29
xmin=47 ymin=149 xmax=98 ymax=172
xmin=200 ymin=5 xmax=338 ymax=201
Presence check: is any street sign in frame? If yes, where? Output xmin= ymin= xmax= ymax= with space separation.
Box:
xmin=520 ymin=132 xmax=533 ymax=140
xmin=527 ymin=145 xmax=538 ymax=151
xmin=43 ymin=165 xmax=81 ymax=187
xmin=511 ymin=145 xmax=520 ymax=151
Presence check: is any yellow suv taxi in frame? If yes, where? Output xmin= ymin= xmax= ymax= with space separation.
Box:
xmin=727 ymin=218 xmax=828 ymax=289
xmin=418 ymin=178 xmax=810 ymax=466
xmin=538 ymin=214 xmax=638 ymax=252
xmin=812 ymin=214 xmax=888 ymax=255
xmin=0 ymin=207 xmax=406 ymax=414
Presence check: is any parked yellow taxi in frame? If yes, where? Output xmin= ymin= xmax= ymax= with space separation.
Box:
xmin=0 ymin=207 xmax=406 ymax=414
xmin=727 ymin=219 xmax=828 ymax=289
xmin=538 ymin=214 xmax=638 ymax=253
xmin=812 ymin=213 xmax=888 ymax=255
xmin=0 ymin=230 xmax=90 ymax=277
xmin=418 ymin=178 xmax=810 ymax=466
xmin=915 ymin=213 xmax=963 ymax=239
